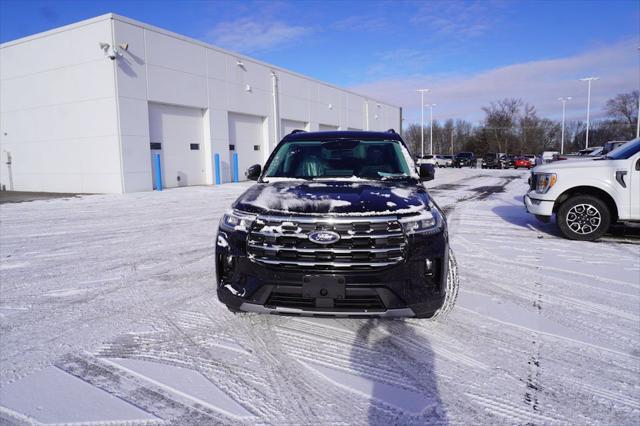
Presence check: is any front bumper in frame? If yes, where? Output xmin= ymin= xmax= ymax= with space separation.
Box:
xmin=238 ymin=303 xmax=415 ymax=318
xmin=524 ymin=193 xmax=554 ymax=216
xmin=216 ymin=228 xmax=448 ymax=318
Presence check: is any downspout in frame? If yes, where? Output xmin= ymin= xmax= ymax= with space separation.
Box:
xmin=270 ymin=71 xmax=280 ymax=155
xmin=365 ymin=101 xmax=370 ymax=130
xmin=110 ymin=17 xmax=126 ymax=194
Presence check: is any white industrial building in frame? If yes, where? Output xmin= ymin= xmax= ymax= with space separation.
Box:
xmin=0 ymin=13 xmax=402 ymax=193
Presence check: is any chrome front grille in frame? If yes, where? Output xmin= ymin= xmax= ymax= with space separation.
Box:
xmin=247 ymin=215 xmax=406 ymax=270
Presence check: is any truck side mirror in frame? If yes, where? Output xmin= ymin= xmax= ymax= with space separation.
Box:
xmin=246 ymin=164 xmax=261 ymax=181
xmin=419 ymin=164 xmax=435 ymax=181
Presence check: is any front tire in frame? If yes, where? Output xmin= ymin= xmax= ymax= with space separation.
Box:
xmin=557 ymin=195 xmax=611 ymax=241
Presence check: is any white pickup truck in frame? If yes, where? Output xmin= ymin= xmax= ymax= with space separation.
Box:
xmin=524 ymin=138 xmax=640 ymax=241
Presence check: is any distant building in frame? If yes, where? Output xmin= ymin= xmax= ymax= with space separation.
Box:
xmin=0 ymin=14 xmax=401 ymax=193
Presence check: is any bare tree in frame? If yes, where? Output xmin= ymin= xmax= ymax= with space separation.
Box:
xmin=605 ymin=90 xmax=639 ymax=128
xmin=481 ymin=98 xmax=523 ymax=153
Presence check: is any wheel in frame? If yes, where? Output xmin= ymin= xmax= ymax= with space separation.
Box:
xmin=556 ymin=195 xmax=611 ymax=241
xmin=424 ymin=248 xmax=459 ymax=320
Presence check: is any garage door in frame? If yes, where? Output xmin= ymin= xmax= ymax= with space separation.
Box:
xmin=228 ymin=112 xmax=266 ymax=181
xmin=281 ymin=119 xmax=308 ymax=138
xmin=319 ymin=124 xmax=339 ymax=131
xmin=148 ymin=103 xmax=205 ymax=189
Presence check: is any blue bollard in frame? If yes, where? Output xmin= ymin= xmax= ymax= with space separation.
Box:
xmin=214 ymin=153 xmax=221 ymax=185
xmin=154 ymin=153 xmax=163 ymax=191
xmin=233 ymin=152 xmax=239 ymax=182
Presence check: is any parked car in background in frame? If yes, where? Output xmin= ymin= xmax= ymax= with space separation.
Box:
xmin=524 ymin=138 xmax=640 ymax=241
xmin=589 ymin=147 xmax=604 ymax=157
xmin=538 ymin=151 xmax=560 ymax=165
xmin=483 ymin=153 xmax=506 ymax=169
xmin=434 ymin=155 xmax=451 ymax=167
xmin=503 ymin=155 xmax=516 ymax=169
xmin=441 ymin=155 xmax=453 ymax=167
xmin=524 ymin=154 xmax=537 ymax=165
xmin=578 ymin=147 xmax=601 ymax=156
xmin=416 ymin=155 xmax=436 ymax=166
xmin=453 ymin=152 xmax=476 ymax=168
xmin=514 ymin=157 xmax=533 ymax=169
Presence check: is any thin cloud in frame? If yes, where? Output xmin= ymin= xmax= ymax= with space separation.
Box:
xmin=411 ymin=0 xmax=508 ymax=39
xmin=208 ymin=18 xmax=310 ymax=53
xmin=349 ymin=39 xmax=639 ymax=124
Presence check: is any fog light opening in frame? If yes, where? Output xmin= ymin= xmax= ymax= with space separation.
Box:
xmin=221 ymin=254 xmax=235 ymax=280
xmin=425 ymin=259 xmax=434 ymax=277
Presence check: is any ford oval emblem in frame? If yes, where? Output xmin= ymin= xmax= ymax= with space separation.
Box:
xmin=308 ymin=230 xmax=340 ymax=245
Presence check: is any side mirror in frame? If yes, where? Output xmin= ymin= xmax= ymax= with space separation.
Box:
xmin=419 ymin=163 xmax=435 ymax=181
xmin=246 ymin=164 xmax=261 ymax=181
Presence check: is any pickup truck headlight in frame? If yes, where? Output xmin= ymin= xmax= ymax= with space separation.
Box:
xmin=400 ymin=208 xmax=443 ymax=235
xmin=535 ymin=173 xmax=557 ymax=194
xmin=221 ymin=210 xmax=256 ymax=232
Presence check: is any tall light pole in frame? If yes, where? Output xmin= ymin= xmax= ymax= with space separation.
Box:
xmin=426 ymin=103 xmax=436 ymax=155
xmin=558 ymin=97 xmax=572 ymax=154
xmin=580 ymin=77 xmax=599 ymax=148
xmin=417 ymin=89 xmax=430 ymax=156
xmin=637 ymin=47 xmax=640 ymax=138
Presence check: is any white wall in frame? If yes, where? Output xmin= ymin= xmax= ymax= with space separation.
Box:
xmin=0 ymin=13 xmax=402 ymax=193
xmin=0 ymin=18 xmax=123 ymax=193
xmin=111 ymin=15 xmax=401 ymax=186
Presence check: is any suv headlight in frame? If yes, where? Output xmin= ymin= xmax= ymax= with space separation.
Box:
xmin=535 ymin=173 xmax=557 ymax=194
xmin=400 ymin=208 xmax=443 ymax=235
xmin=221 ymin=210 xmax=256 ymax=232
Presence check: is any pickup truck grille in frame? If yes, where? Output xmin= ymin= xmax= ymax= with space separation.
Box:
xmin=247 ymin=215 xmax=406 ymax=270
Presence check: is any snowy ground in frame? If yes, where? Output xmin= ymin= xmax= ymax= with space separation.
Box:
xmin=0 ymin=169 xmax=638 ymax=425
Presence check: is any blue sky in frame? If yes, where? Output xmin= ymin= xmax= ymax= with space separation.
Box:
xmin=1 ymin=0 xmax=638 ymax=123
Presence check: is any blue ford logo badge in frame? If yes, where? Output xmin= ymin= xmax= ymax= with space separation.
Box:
xmin=308 ymin=230 xmax=340 ymax=245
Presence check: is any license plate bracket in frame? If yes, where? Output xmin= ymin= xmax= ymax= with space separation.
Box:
xmin=302 ymin=275 xmax=346 ymax=305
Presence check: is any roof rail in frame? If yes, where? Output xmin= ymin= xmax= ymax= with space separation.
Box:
xmin=290 ymin=129 xmax=306 ymax=135
xmin=386 ymin=129 xmax=397 ymax=134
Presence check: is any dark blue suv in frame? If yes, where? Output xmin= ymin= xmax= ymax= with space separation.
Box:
xmin=215 ymin=130 xmax=458 ymax=318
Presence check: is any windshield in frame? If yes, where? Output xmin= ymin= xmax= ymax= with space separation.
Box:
xmin=457 ymin=152 xmax=473 ymax=158
xmin=263 ymin=139 xmax=413 ymax=180
xmin=605 ymin=139 xmax=640 ymax=160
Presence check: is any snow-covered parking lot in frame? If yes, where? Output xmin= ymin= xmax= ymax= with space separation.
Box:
xmin=0 ymin=168 xmax=638 ymax=425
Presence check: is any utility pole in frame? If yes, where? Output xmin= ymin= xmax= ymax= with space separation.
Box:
xmin=417 ymin=89 xmax=430 ymax=157
xmin=580 ymin=77 xmax=599 ymax=148
xmin=428 ymin=103 xmax=436 ymax=155
xmin=558 ymin=97 xmax=572 ymax=154
xmin=450 ymin=129 xmax=454 ymax=156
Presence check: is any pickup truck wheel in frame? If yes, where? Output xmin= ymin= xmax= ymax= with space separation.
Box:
xmin=557 ymin=195 xmax=611 ymax=241
xmin=425 ymin=248 xmax=459 ymax=320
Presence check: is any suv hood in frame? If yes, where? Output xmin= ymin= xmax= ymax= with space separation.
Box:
xmin=534 ymin=157 xmax=621 ymax=173
xmin=233 ymin=180 xmax=431 ymax=216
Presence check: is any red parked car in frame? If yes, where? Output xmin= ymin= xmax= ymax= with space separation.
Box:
xmin=513 ymin=157 xmax=533 ymax=169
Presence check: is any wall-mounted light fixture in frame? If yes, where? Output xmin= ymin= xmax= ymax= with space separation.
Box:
xmin=328 ymin=103 xmax=333 ymax=110
xmin=245 ymin=84 xmax=252 ymax=92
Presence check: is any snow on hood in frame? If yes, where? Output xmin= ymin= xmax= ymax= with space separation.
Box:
xmin=233 ymin=181 xmax=430 ymax=215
